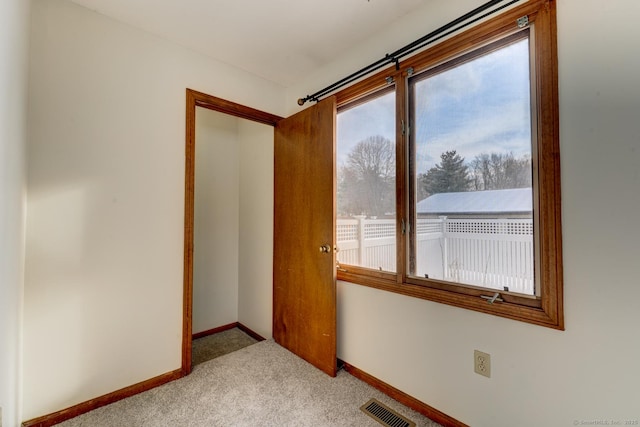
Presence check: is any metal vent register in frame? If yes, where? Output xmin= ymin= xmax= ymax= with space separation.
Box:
xmin=360 ymin=398 xmax=416 ymax=427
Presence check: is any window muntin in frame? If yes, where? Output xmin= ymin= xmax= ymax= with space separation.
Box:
xmin=337 ymin=90 xmax=397 ymax=273
xmin=409 ymin=34 xmax=535 ymax=296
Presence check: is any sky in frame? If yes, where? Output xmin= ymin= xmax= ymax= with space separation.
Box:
xmin=337 ymin=37 xmax=532 ymax=173
xmin=337 ymin=90 xmax=395 ymax=167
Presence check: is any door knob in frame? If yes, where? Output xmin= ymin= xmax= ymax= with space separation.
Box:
xmin=319 ymin=244 xmax=331 ymax=253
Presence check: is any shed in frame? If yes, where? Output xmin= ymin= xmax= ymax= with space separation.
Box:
xmin=416 ymin=188 xmax=532 ymax=217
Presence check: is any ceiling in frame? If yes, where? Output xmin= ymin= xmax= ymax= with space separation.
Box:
xmin=69 ymin=0 xmax=430 ymax=87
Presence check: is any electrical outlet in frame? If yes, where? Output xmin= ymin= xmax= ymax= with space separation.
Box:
xmin=474 ymin=350 xmax=491 ymax=378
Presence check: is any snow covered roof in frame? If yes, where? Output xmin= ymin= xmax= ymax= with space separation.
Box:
xmin=416 ymin=188 xmax=532 ymax=215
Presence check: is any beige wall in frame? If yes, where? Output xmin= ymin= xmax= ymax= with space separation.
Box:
xmin=0 ymin=0 xmax=31 ymax=425
xmin=193 ymin=109 xmax=240 ymax=333
xmin=23 ymin=0 xmax=284 ymax=420
xmin=192 ymin=110 xmax=273 ymax=338
xmin=237 ymin=120 xmax=274 ymax=340
xmin=288 ymin=0 xmax=640 ymax=426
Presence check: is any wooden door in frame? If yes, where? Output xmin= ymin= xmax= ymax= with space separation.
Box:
xmin=273 ymin=97 xmax=337 ymax=377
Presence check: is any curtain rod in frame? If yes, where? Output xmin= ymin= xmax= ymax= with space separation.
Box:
xmin=297 ymin=0 xmax=520 ymax=106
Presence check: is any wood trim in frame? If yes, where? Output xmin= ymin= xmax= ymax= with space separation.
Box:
xmin=395 ymin=68 xmax=408 ymax=285
xmin=192 ymin=322 xmax=238 ymax=340
xmin=237 ymin=322 xmax=267 ymax=342
xmin=400 ymin=0 xmax=547 ymax=78
xmin=339 ymin=273 xmax=560 ymax=329
xmin=337 ymin=85 xmax=395 ymax=114
xmin=183 ymin=89 xmax=283 ymax=377
xmin=188 ymin=89 xmax=282 ymax=126
xmin=183 ymin=89 xmax=196 ymax=376
xmin=340 ymin=361 xmax=468 ymax=427
xmin=192 ymin=322 xmax=266 ymax=342
xmin=335 ymin=67 xmax=398 ymax=107
xmin=533 ymin=0 xmax=564 ymax=331
xmin=337 ymin=264 xmax=397 ymax=282
xmin=22 ymin=369 xmax=182 ymax=427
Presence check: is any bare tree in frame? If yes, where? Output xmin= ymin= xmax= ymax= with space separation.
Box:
xmin=338 ymin=135 xmax=395 ymax=217
xmin=469 ymin=152 xmax=532 ymax=190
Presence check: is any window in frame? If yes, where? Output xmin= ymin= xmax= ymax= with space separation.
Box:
xmin=410 ymin=33 xmax=535 ymax=296
xmin=335 ymin=0 xmax=563 ymax=329
xmin=337 ymin=89 xmax=396 ymax=273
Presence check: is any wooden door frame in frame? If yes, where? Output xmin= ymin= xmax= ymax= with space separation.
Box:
xmin=182 ymin=88 xmax=283 ymax=376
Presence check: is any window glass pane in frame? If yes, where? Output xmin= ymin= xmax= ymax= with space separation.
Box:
xmin=412 ymin=38 xmax=534 ymax=295
xmin=337 ymin=91 xmax=396 ymax=272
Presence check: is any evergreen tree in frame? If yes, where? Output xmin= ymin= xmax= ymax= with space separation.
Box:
xmin=419 ymin=150 xmax=471 ymax=195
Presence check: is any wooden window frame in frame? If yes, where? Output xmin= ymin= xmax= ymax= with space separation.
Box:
xmin=335 ymin=0 xmax=563 ymax=329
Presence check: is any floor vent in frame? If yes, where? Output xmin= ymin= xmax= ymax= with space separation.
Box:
xmin=360 ymin=398 xmax=416 ymax=427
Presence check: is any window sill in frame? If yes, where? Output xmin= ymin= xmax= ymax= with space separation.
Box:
xmin=337 ymin=270 xmax=564 ymax=330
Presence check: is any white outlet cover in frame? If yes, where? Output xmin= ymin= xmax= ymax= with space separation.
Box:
xmin=474 ymin=349 xmax=491 ymax=378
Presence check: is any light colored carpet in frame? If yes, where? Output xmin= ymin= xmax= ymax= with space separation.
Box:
xmin=58 ymin=340 xmax=443 ymax=426
xmin=192 ymin=327 xmax=258 ymax=366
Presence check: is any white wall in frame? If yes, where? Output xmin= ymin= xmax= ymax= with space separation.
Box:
xmin=0 ymin=0 xmax=31 ymax=425
xmin=23 ymin=0 xmax=284 ymax=420
xmin=289 ymin=1 xmax=640 ymax=426
xmin=193 ymin=109 xmax=240 ymax=333
xmin=193 ymin=110 xmax=274 ymax=339
xmin=238 ymin=120 xmax=274 ymax=339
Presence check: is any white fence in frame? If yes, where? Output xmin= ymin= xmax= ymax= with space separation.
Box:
xmin=337 ymin=218 xmax=396 ymax=272
xmin=337 ymin=217 xmax=534 ymax=295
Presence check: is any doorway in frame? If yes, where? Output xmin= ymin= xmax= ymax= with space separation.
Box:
xmin=182 ymin=89 xmax=282 ymax=375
